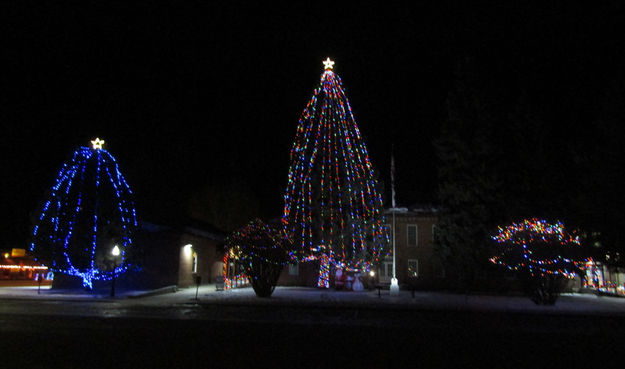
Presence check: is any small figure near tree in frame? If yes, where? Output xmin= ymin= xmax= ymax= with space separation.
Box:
xmin=225 ymin=219 xmax=292 ymax=298
xmin=490 ymin=218 xmax=589 ymax=305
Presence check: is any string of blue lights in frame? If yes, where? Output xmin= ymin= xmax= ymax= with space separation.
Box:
xmin=30 ymin=139 xmax=138 ymax=289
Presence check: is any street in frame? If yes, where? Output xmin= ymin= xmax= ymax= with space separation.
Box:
xmin=1 ymin=291 xmax=625 ymax=368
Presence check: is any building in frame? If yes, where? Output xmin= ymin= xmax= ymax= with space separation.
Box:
xmin=19 ymin=219 xmax=225 ymax=291
xmin=130 ymin=220 xmax=225 ymax=289
xmin=583 ymin=259 xmax=625 ymax=296
xmin=380 ymin=205 xmax=442 ymax=289
xmin=276 ymin=205 xmax=442 ymax=290
xmin=1 ymin=248 xmax=53 ymax=287
xmin=277 ymin=261 xmax=320 ymax=287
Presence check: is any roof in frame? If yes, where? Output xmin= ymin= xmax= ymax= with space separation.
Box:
xmin=384 ymin=204 xmax=438 ymax=216
xmin=139 ymin=219 xmax=225 ymax=242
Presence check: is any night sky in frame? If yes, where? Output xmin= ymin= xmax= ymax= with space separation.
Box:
xmin=3 ymin=3 xmax=624 ymax=246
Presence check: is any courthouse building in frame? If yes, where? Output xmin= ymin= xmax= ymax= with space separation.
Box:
xmin=378 ymin=205 xmax=442 ymax=289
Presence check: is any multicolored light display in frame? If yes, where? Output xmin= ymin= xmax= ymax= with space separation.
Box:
xmin=223 ymin=219 xmax=289 ymax=290
xmin=490 ymin=218 xmax=589 ymax=278
xmin=222 ymin=250 xmax=249 ymax=290
xmin=30 ymin=139 xmax=137 ymax=289
xmin=282 ymin=58 xmax=389 ymax=287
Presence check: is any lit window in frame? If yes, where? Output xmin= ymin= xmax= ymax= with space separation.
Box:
xmin=192 ymin=252 xmax=198 ymax=273
xmin=407 ymin=224 xmax=418 ymax=247
xmin=408 ymin=259 xmax=418 ymax=277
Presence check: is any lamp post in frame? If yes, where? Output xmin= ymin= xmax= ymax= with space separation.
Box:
xmin=111 ymin=245 xmax=120 ymax=297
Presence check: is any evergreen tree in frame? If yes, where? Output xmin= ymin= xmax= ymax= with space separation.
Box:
xmin=188 ymin=179 xmax=261 ymax=232
xmin=571 ymin=75 xmax=625 ymax=269
xmin=282 ymin=58 xmax=388 ymax=287
xmin=434 ymin=59 xmax=503 ymax=290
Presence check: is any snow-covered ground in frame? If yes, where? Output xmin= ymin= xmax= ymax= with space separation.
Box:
xmin=2 ymin=284 xmax=624 ymax=316
xmin=191 ymin=286 xmax=625 ymax=315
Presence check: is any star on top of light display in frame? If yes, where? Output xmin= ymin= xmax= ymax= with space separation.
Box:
xmin=323 ymin=57 xmax=335 ymax=70
xmin=91 ymin=138 xmax=105 ymax=150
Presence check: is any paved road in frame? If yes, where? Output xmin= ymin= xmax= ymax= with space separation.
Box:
xmin=1 ymin=296 xmax=625 ymax=368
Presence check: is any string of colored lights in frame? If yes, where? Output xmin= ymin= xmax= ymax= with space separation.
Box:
xmin=0 ymin=265 xmax=49 ymax=270
xmin=317 ymin=254 xmax=330 ymax=288
xmin=222 ymin=219 xmax=290 ymax=289
xmin=30 ymin=139 xmax=137 ymax=289
xmin=222 ymin=251 xmax=249 ymax=290
xmin=582 ymin=260 xmax=625 ymax=295
xmin=490 ymin=218 xmax=589 ymax=278
xmin=282 ymin=58 xmax=389 ymax=287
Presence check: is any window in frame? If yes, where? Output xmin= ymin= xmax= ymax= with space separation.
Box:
xmin=407 ymin=224 xmax=418 ymax=247
xmin=383 ymin=262 xmax=393 ymax=278
xmin=408 ymin=259 xmax=418 ymax=277
xmin=288 ymin=263 xmax=299 ymax=276
xmin=192 ymin=252 xmax=198 ymax=273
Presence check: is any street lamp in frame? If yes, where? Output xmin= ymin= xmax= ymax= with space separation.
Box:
xmin=111 ymin=245 xmax=120 ymax=297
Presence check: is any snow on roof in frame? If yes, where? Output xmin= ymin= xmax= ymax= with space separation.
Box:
xmin=384 ymin=204 xmax=438 ymax=216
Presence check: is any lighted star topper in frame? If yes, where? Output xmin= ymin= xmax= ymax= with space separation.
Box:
xmin=91 ymin=138 xmax=105 ymax=150
xmin=323 ymin=57 xmax=335 ymax=70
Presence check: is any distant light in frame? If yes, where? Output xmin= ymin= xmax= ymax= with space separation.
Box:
xmin=111 ymin=245 xmax=120 ymax=256
xmin=323 ymin=57 xmax=335 ymax=70
xmin=3 ymin=253 xmax=8 ymax=259
xmin=0 ymin=265 xmax=48 ymax=270
xmin=369 ymin=271 xmax=375 ymax=277
xmin=184 ymin=244 xmax=193 ymax=257
xmin=91 ymin=137 xmax=105 ymax=150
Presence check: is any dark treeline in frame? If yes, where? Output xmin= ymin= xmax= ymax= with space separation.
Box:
xmin=434 ymin=49 xmax=625 ymax=288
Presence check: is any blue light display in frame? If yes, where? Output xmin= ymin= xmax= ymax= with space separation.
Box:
xmin=30 ymin=140 xmax=137 ymax=289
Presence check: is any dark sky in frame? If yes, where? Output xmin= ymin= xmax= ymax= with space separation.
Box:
xmin=3 ymin=2 xmax=624 ymax=246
